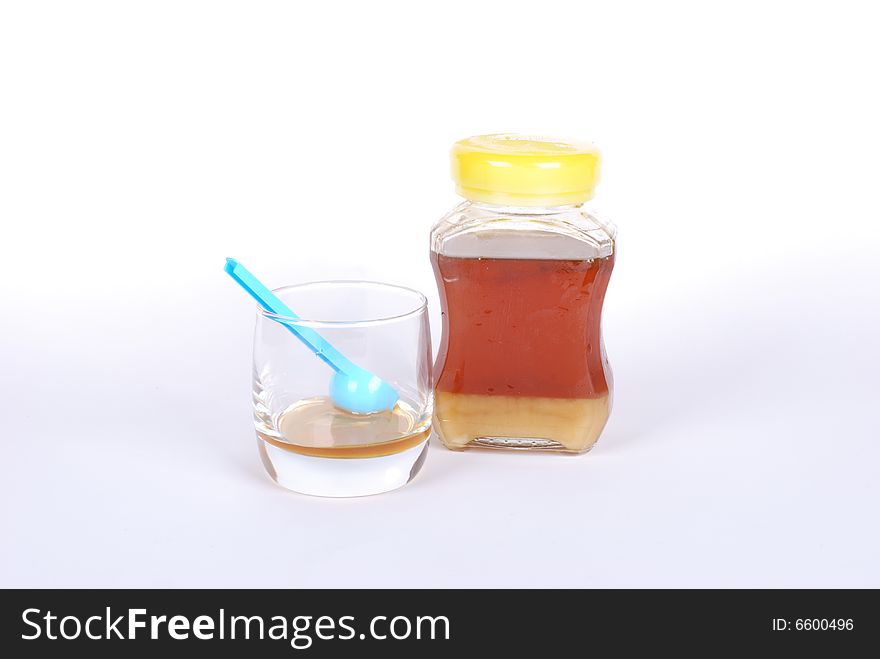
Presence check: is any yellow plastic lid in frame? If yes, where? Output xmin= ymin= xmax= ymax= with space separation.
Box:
xmin=451 ymin=134 xmax=601 ymax=206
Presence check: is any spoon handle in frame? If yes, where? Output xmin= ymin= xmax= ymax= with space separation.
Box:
xmin=224 ymin=258 xmax=354 ymax=374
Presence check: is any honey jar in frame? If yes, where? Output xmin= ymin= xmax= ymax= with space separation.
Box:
xmin=431 ymin=134 xmax=616 ymax=453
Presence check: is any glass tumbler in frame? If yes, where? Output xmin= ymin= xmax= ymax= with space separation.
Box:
xmin=251 ymin=281 xmax=432 ymax=497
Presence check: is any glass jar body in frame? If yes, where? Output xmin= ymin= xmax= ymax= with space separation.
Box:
xmin=430 ymin=201 xmax=616 ymax=453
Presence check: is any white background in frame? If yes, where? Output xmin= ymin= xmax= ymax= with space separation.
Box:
xmin=2 ymin=1 xmax=879 ymax=587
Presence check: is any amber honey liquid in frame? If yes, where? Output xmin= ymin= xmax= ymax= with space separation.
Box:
xmin=432 ymin=253 xmax=614 ymax=452
xmin=254 ymin=396 xmax=431 ymax=497
xmin=256 ymin=397 xmax=430 ymax=458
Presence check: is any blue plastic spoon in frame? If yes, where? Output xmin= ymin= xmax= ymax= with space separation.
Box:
xmin=225 ymin=258 xmax=399 ymax=415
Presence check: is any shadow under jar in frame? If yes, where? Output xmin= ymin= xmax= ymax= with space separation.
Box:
xmin=431 ymin=134 xmax=616 ymax=454
xmin=252 ymin=281 xmax=433 ymax=497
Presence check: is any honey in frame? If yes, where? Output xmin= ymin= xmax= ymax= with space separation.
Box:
xmin=432 ymin=254 xmax=614 ymax=452
xmin=256 ymin=396 xmax=430 ymax=458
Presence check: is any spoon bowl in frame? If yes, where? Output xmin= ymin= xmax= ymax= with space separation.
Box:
xmin=330 ymin=366 xmax=400 ymax=416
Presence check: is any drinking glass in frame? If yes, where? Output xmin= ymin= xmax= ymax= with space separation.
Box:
xmin=251 ymin=281 xmax=432 ymax=497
